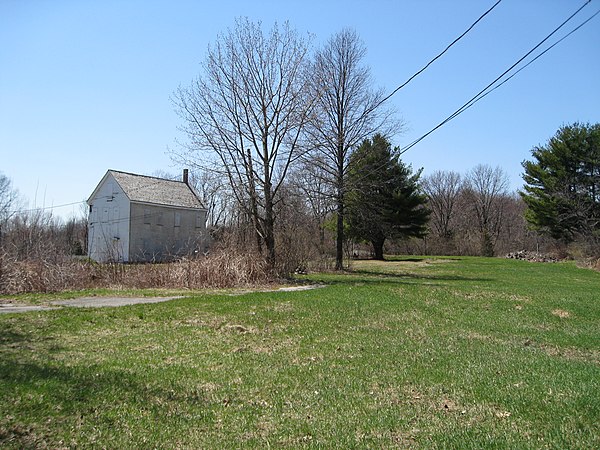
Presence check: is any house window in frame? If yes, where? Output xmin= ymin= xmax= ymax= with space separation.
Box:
xmin=174 ymin=212 xmax=181 ymax=227
xmin=157 ymin=211 xmax=164 ymax=226
xmin=102 ymin=207 xmax=109 ymax=223
xmin=144 ymin=209 xmax=151 ymax=225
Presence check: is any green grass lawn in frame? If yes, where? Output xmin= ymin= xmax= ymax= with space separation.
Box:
xmin=1 ymin=257 xmax=599 ymax=448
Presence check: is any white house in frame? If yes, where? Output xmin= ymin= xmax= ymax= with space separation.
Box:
xmin=87 ymin=169 xmax=208 ymax=262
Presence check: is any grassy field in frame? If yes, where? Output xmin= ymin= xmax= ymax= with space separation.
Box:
xmin=1 ymin=256 xmax=599 ymax=448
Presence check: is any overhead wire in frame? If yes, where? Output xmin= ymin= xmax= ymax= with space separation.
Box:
xmin=5 ymin=200 xmax=86 ymax=215
xmin=373 ymin=0 xmax=504 ymax=111
xmin=450 ymin=8 xmax=600 ymax=112
xmin=342 ymin=0 xmax=597 ymax=193
xmin=398 ymin=0 xmax=595 ymax=155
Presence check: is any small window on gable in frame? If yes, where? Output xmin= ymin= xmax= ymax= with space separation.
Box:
xmin=144 ymin=209 xmax=151 ymax=225
xmin=174 ymin=212 xmax=181 ymax=227
xmin=102 ymin=207 xmax=109 ymax=223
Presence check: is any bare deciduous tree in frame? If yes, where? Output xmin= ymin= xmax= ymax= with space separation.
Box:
xmin=464 ymin=164 xmax=509 ymax=256
xmin=422 ymin=170 xmax=462 ymax=240
xmin=172 ymin=18 xmax=314 ymax=271
xmin=189 ymin=169 xmax=232 ymax=230
xmin=0 ymin=172 xmax=19 ymax=224
xmin=307 ymin=29 xmax=396 ymax=269
xmin=291 ymin=156 xmax=335 ymax=253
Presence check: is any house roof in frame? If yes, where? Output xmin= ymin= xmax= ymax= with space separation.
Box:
xmin=89 ymin=170 xmax=205 ymax=210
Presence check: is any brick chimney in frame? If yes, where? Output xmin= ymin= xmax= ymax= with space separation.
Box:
xmin=183 ymin=168 xmax=189 ymax=185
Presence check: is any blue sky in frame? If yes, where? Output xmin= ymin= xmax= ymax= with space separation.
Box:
xmin=1 ymin=0 xmax=599 ymax=219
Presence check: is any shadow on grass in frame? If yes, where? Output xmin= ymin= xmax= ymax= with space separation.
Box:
xmin=344 ymin=257 xmax=491 ymax=283
xmin=0 ymin=319 xmax=56 ymax=350
xmin=0 ymin=323 xmax=213 ymax=447
xmin=373 ymin=256 xmax=463 ymax=262
xmin=304 ymin=268 xmax=492 ymax=289
xmin=350 ymin=269 xmax=490 ymax=282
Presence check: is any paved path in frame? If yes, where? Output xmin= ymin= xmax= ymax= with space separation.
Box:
xmin=0 ymin=296 xmax=183 ymax=314
xmin=0 ymin=304 xmax=57 ymax=314
xmin=0 ymin=285 xmax=323 ymax=314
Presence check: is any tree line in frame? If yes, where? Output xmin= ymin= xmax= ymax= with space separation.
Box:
xmin=171 ymin=19 xmax=598 ymax=270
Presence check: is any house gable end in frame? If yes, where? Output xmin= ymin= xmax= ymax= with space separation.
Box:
xmin=87 ymin=171 xmax=113 ymax=205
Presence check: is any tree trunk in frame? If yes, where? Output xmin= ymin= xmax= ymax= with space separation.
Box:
xmin=481 ymin=230 xmax=494 ymax=257
xmin=372 ymin=237 xmax=385 ymax=260
xmin=335 ymin=139 xmax=345 ymax=271
xmin=318 ymin=221 xmax=325 ymax=254
xmin=261 ymin=134 xmax=276 ymax=273
xmin=263 ymin=190 xmax=276 ymax=272
xmin=335 ymin=198 xmax=344 ymax=270
xmin=246 ymin=148 xmax=263 ymax=255
xmin=251 ymin=210 xmax=263 ymax=255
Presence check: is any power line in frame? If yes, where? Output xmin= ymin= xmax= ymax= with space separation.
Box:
xmin=7 ymin=200 xmax=86 ymax=215
xmin=346 ymin=1 xmax=597 ymax=190
xmin=399 ymin=0 xmax=594 ymax=155
xmin=455 ymin=8 xmax=600 ymax=110
xmin=374 ymin=0 xmax=504 ymax=110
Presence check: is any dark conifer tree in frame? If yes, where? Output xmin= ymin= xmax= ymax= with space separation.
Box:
xmin=521 ymin=122 xmax=600 ymax=243
xmin=346 ymin=134 xmax=429 ymax=259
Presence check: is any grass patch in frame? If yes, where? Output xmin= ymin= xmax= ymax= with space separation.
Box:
xmin=1 ymin=257 xmax=599 ymax=448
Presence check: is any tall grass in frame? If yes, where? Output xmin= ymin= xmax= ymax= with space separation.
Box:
xmin=0 ymin=248 xmax=272 ymax=295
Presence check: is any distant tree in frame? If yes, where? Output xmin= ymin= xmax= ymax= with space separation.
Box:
xmin=62 ymin=216 xmax=88 ymax=256
xmin=0 ymin=173 xmax=20 ymax=255
xmin=307 ymin=29 xmax=396 ymax=269
xmin=291 ymin=157 xmax=335 ymax=253
xmin=521 ymin=122 xmax=600 ymax=243
xmin=187 ymin=169 xmax=232 ymax=230
xmin=495 ymin=193 xmax=532 ymax=255
xmin=422 ymin=170 xmax=462 ymax=240
xmin=464 ymin=164 xmax=509 ymax=257
xmin=172 ymin=19 xmax=314 ymax=272
xmin=0 ymin=172 xmax=19 ymax=224
xmin=346 ymin=134 xmax=429 ymax=260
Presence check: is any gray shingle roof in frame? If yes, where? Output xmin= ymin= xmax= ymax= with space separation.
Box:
xmin=109 ymin=170 xmax=204 ymax=209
